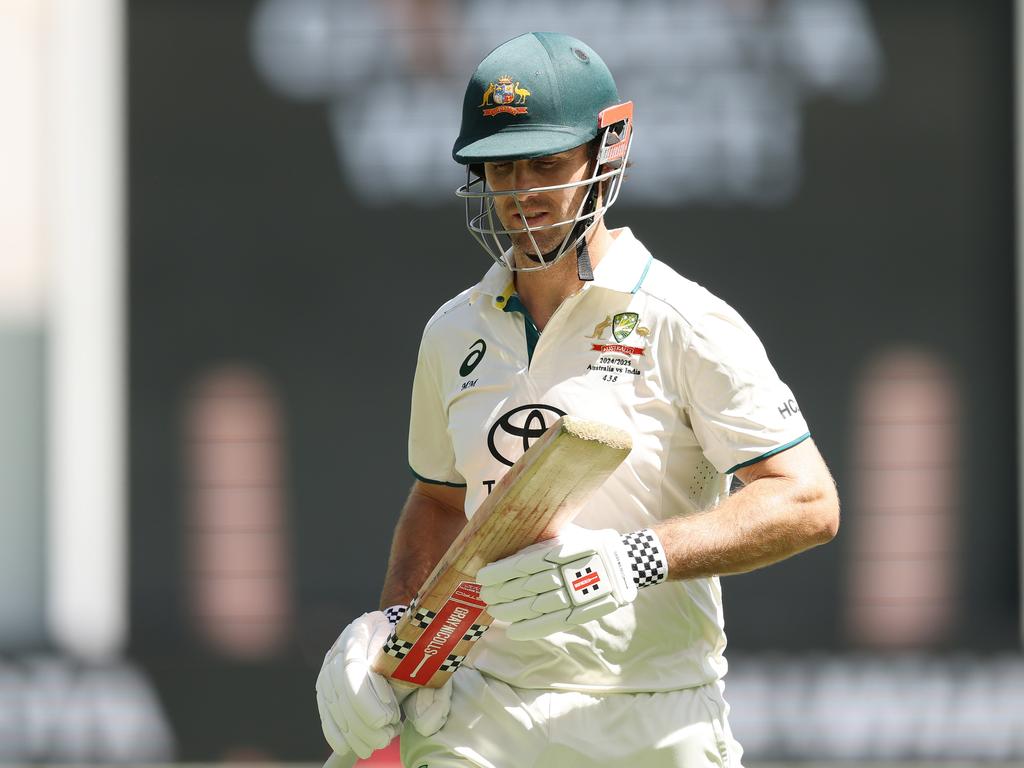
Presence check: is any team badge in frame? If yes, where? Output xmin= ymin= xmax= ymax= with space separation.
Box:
xmin=585 ymin=313 xmax=652 ymax=359
xmin=479 ymin=75 xmax=530 ymax=117
xmin=612 ymin=312 xmax=639 ymax=342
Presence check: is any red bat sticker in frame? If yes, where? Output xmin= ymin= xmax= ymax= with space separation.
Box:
xmin=391 ymin=582 xmax=486 ymax=685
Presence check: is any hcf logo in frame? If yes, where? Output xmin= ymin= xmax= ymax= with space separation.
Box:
xmin=486 ymin=404 xmax=567 ymax=467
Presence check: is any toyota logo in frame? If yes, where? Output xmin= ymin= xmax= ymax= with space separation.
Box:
xmin=486 ymin=404 xmax=567 ymax=467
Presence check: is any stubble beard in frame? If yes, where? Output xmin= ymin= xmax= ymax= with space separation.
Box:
xmin=500 ymin=180 xmax=592 ymax=268
xmin=506 ymin=199 xmax=585 ymax=267
xmin=509 ymin=222 xmax=574 ymax=265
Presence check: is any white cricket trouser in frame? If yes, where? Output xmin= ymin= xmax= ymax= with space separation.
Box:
xmin=400 ymin=667 xmax=744 ymax=767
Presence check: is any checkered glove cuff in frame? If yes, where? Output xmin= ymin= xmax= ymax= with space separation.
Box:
xmin=621 ymin=529 xmax=668 ymax=588
xmin=383 ymin=604 xmax=408 ymax=626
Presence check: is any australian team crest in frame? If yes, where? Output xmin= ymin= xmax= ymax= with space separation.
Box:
xmin=612 ymin=312 xmax=640 ymax=342
xmin=480 ymin=75 xmax=530 ymax=117
xmin=585 ymin=312 xmax=651 ymax=358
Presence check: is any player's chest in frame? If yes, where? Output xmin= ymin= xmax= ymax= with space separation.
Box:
xmin=447 ymin=293 xmax=660 ymax=393
xmin=442 ymin=294 xmax=677 ymax=468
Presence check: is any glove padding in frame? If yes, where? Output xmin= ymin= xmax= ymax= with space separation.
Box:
xmin=316 ymin=611 xmax=401 ymax=758
xmin=316 ymin=609 xmax=453 ymax=760
xmin=477 ymin=526 xmax=638 ymax=640
xmin=402 ymin=678 xmax=452 ymax=737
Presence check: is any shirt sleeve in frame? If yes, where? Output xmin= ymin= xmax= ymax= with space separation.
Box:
xmin=408 ymin=326 xmax=466 ymax=487
xmin=681 ymin=304 xmax=810 ymax=474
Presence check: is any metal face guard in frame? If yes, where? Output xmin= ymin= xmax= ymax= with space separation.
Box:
xmin=455 ymin=123 xmax=633 ymax=273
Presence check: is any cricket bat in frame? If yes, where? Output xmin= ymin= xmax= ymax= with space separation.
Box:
xmin=371 ymin=415 xmax=632 ymax=689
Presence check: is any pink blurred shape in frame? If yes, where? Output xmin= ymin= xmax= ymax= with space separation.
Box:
xmin=846 ymin=349 xmax=959 ymax=647
xmin=185 ymin=365 xmax=292 ymax=659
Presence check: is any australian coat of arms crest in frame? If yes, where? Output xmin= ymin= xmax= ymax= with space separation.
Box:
xmin=480 ymin=75 xmax=531 ymax=117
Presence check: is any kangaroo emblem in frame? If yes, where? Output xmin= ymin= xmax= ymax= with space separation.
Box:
xmin=588 ymin=315 xmax=613 ymax=339
xmin=478 ymin=83 xmax=495 ymax=107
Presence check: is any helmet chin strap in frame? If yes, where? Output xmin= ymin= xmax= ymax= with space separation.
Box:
xmin=575 ymin=234 xmax=594 ymax=281
xmin=574 ymin=180 xmax=601 ymax=280
xmin=520 ymin=182 xmax=600 ymax=281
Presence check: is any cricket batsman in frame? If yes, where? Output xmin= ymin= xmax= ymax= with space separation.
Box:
xmin=316 ymin=32 xmax=840 ymax=767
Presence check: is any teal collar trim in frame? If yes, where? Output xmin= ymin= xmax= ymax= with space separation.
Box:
xmin=590 ymin=228 xmax=654 ymax=294
xmin=631 ymin=253 xmax=653 ymax=294
xmin=503 ymin=294 xmax=540 ymax=365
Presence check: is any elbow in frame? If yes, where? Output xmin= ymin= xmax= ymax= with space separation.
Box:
xmin=817 ymin=505 xmax=840 ymax=544
xmin=811 ymin=480 xmax=840 ymax=544
xmin=791 ymin=477 xmax=840 ymax=546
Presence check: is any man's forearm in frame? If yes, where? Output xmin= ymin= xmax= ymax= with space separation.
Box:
xmin=380 ymin=485 xmax=467 ymax=609
xmin=654 ymin=474 xmax=839 ymax=581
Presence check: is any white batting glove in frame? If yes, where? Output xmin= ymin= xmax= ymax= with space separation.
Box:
xmin=401 ymin=675 xmax=452 ymax=737
xmin=317 ymin=605 xmax=453 ymax=761
xmin=316 ymin=610 xmax=403 ymax=759
xmin=477 ymin=527 xmax=668 ymax=640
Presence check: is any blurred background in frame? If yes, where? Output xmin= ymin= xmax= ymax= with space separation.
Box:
xmin=1 ymin=0 xmax=1021 ymax=764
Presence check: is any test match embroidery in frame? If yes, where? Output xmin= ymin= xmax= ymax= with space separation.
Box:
xmin=584 ymin=313 xmax=652 ymax=382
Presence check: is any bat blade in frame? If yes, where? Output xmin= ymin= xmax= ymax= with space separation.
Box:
xmin=371 ymin=415 xmax=632 ymax=688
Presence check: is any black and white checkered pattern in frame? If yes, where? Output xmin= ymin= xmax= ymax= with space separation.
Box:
xmin=574 ymin=566 xmax=601 ymax=595
xmin=383 ymin=604 xmax=407 ymax=626
xmin=462 ymin=623 xmax=489 ymax=643
xmin=622 ymin=528 xmax=668 ymax=588
xmin=438 ymin=654 xmax=466 ymax=672
xmin=381 ymin=633 xmax=414 ymax=659
xmin=412 ymin=607 xmax=437 ymax=628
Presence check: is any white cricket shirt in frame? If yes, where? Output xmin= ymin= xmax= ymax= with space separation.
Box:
xmin=408 ymin=228 xmax=809 ymax=692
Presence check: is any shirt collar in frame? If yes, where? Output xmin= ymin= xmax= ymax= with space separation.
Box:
xmin=472 ymin=260 xmax=517 ymax=310
xmin=589 ymin=228 xmax=654 ymax=294
xmin=469 ymin=227 xmax=653 ymax=308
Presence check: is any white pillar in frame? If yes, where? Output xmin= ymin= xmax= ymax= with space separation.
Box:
xmin=46 ymin=0 xmax=126 ymax=659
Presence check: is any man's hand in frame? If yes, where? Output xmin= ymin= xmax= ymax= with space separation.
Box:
xmin=316 ymin=611 xmax=402 ymax=759
xmin=477 ymin=526 xmax=667 ymax=640
xmin=317 ymin=607 xmax=453 ymax=760
xmin=402 ymin=678 xmax=452 ymax=737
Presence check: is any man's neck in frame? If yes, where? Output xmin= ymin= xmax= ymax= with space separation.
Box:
xmin=513 ymin=223 xmax=614 ymax=331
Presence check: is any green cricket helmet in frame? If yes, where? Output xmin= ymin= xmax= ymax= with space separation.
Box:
xmin=453 ymin=32 xmax=634 ymax=278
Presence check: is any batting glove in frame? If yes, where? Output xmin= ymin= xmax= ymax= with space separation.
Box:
xmin=316 ymin=606 xmax=453 ymax=760
xmin=316 ymin=610 xmax=403 ymax=759
xmin=477 ymin=526 xmax=668 ymax=640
